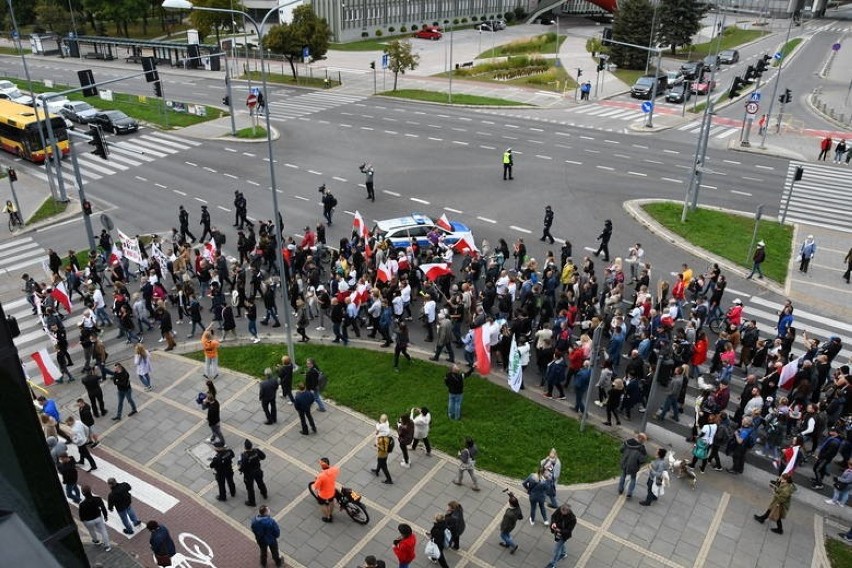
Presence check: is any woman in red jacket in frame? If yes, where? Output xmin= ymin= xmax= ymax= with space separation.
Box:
xmin=392 ymin=523 xmax=416 ymax=568
xmin=691 ymin=330 xmax=708 ymax=379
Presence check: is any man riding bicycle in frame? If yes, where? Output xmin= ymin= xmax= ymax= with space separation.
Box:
xmin=313 ymin=457 xmax=340 ymax=523
xmin=4 ymin=200 xmax=22 ymax=226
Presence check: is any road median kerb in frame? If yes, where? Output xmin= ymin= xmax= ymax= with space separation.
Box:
xmin=623 ymin=198 xmax=787 ymax=297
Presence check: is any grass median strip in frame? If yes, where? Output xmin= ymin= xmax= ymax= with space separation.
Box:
xmin=643 ymin=202 xmax=792 ymax=285
xmin=187 ymin=343 xmax=621 ymax=483
xmin=378 ymin=89 xmax=527 ymax=106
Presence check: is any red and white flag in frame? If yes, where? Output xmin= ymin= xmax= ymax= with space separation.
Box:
xmin=419 ymin=263 xmax=452 ymax=281
xmin=452 ymin=232 xmax=479 ymax=254
xmin=353 ymin=210 xmax=369 ymax=240
xmin=474 ymin=325 xmax=491 ymax=376
xmin=780 ymin=445 xmax=801 ymax=476
xmin=437 ymin=214 xmax=453 ymax=232
xmin=50 ymin=280 xmax=72 ymax=313
xmin=31 ymin=348 xmax=61 ymax=386
xmin=377 ymin=261 xmax=393 ymax=283
xmin=202 ymin=237 xmax=217 ymax=262
xmin=778 ymin=357 xmax=799 ymax=390
xmin=107 ymin=244 xmax=123 ymax=266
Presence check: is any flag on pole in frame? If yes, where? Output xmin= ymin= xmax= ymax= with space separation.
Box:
xmin=50 ymin=280 xmax=72 ymax=313
xmin=107 ymin=244 xmax=123 ymax=266
xmin=452 ymin=232 xmax=479 ymax=254
xmin=419 ymin=263 xmax=453 ymax=281
xmin=377 ymin=261 xmax=393 ymax=283
xmin=507 ymin=334 xmax=523 ymax=392
xmin=474 ymin=325 xmax=491 ymax=376
xmin=31 ymin=348 xmax=61 ymax=386
xmin=437 ymin=214 xmax=453 ymax=231
xmin=353 ymin=210 xmax=369 ymax=240
xmin=202 ymin=237 xmax=217 ymax=262
xmin=780 ymin=445 xmax=801 ymax=476
xmin=778 ymin=357 xmax=799 ymax=390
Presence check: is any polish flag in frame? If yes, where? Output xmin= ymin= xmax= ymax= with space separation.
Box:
xmin=107 ymin=244 xmax=123 ymax=265
xmin=355 ymin=282 xmax=371 ymax=306
xmin=452 ymin=232 xmax=479 ymax=254
xmin=202 ymin=237 xmax=217 ymax=262
xmin=780 ymin=445 xmax=801 ymax=476
xmin=31 ymin=348 xmax=61 ymax=386
xmin=364 ymin=240 xmax=373 ymax=259
xmin=377 ymin=261 xmax=393 ymax=283
xmin=50 ymin=281 xmax=72 ymax=313
xmin=778 ymin=356 xmax=799 ymax=390
xmin=474 ymin=325 xmax=491 ymax=376
xmin=353 ymin=210 xmax=369 ymax=240
xmin=419 ymin=263 xmax=453 ymax=281
xmin=437 ymin=214 xmax=453 ymax=231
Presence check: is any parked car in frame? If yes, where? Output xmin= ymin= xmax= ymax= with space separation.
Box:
xmin=630 ymin=74 xmax=667 ymax=99
xmin=373 ymin=213 xmax=472 ymax=249
xmin=718 ymin=49 xmax=740 ymax=64
xmin=680 ymin=60 xmax=705 ymax=80
xmin=703 ymin=54 xmax=721 ymax=71
xmin=59 ymin=101 xmax=99 ymax=124
xmin=490 ymin=19 xmax=507 ymax=30
xmin=414 ymin=27 xmax=442 ymax=40
xmin=90 ymin=110 xmax=139 ymax=134
xmin=689 ymin=78 xmax=717 ymax=95
xmin=665 ymin=84 xmax=692 ymax=103
xmin=477 ymin=22 xmax=497 ymax=32
xmin=665 ymin=70 xmax=685 ymax=87
xmin=34 ymin=93 xmax=70 ymax=114
xmin=0 ymin=86 xmax=33 ymax=106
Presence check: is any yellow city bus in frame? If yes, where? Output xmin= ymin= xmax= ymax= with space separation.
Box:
xmin=0 ymin=99 xmax=69 ymax=163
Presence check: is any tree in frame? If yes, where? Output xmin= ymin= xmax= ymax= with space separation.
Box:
xmin=34 ymin=0 xmax=72 ymax=35
xmin=263 ymin=5 xmax=331 ymax=80
xmin=609 ymin=0 xmax=654 ymax=70
xmin=385 ymin=39 xmax=419 ymax=91
xmin=187 ymin=0 xmax=242 ymax=44
xmin=656 ymin=0 xmax=708 ymax=55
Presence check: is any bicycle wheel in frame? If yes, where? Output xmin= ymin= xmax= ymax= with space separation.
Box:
xmin=307 ymin=481 xmax=318 ymax=500
xmin=344 ymin=500 xmax=369 ymax=525
xmin=7 ymin=217 xmax=12 ymax=233
xmin=708 ymin=317 xmax=723 ymax=335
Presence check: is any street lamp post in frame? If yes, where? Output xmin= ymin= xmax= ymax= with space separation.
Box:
xmin=163 ymin=0 xmax=296 ymax=364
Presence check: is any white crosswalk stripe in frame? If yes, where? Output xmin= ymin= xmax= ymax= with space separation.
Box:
xmin=0 ymin=236 xmax=46 ymax=275
xmin=24 ymin=131 xmax=196 ymax=187
xmin=677 ymin=120 xmax=739 ymax=139
xmin=779 ymin=161 xmax=852 ymax=233
xmin=265 ymin=91 xmax=368 ymax=121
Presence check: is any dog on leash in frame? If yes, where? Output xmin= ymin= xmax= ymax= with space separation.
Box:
xmin=667 ymin=451 xmax=698 ymax=490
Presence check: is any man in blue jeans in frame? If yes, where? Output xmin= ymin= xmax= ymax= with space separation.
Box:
xmin=546 ymin=503 xmax=577 ymax=568
xmin=444 ymin=364 xmax=473 ymax=420
xmin=617 ymin=432 xmax=648 ymax=499
xmin=655 ymin=367 xmax=684 ymax=422
xmin=107 ymin=478 xmax=142 ymax=535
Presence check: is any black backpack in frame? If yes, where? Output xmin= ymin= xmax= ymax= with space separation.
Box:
xmin=386 ymin=436 xmax=395 ymax=453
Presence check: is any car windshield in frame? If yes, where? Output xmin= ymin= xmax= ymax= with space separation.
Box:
xmin=74 ymin=103 xmax=94 ymax=111
xmin=106 ymin=111 xmax=128 ymax=120
xmin=637 ymin=78 xmax=653 ymax=86
xmin=721 ymin=50 xmax=734 ymax=57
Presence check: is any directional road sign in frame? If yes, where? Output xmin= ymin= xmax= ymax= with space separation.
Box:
xmin=641 ymin=101 xmax=654 ymax=113
xmin=832 ymin=42 xmax=842 ymax=52
xmin=745 ymin=101 xmax=759 ymax=115
xmin=382 ymin=53 xmax=389 ymax=69
xmin=774 ymin=51 xmax=782 ymax=60
xmin=749 ymin=91 xmax=761 ymax=102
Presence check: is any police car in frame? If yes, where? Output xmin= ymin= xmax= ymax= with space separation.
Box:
xmin=373 ymin=213 xmax=472 ymax=249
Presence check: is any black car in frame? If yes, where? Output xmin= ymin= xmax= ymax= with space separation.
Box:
xmin=703 ymin=54 xmax=721 ymax=71
xmin=665 ymin=84 xmax=691 ymax=103
xmin=680 ymin=60 xmax=705 ymax=80
xmin=90 ymin=110 xmax=139 ymax=134
xmin=719 ymin=49 xmax=740 ymax=64
xmin=630 ymin=74 xmax=667 ymax=99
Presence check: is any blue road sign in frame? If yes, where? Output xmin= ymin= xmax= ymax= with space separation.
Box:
xmin=250 ymin=87 xmax=261 ymax=96
xmin=832 ymin=42 xmax=842 ymax=52
xmin=11 ymin=30 xmax=18 ymax=40
xmin=773 ymin=51 xmax=782 ymax=60
xmin=750 ymin=91 xmax=761 ymax=102
xmin=641 ymin=101 xmax=653 ymax=113
xmin=302 ymin=46 xmax=310 ymax=59
xmin=382 ymin=53 xmax=389 ymax=69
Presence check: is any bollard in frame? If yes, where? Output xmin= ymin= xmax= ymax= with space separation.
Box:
xmin=830 ymin=108 xmax=835 ymax=119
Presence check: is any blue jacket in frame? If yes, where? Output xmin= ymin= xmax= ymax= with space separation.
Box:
xmin=251 ymin=514 xmax=280 ymax=545
xmin=522 ymin=474 xmax=549 ymax=501
xmin=545 ymin=358 xmax=567 ymax=386
xmin=573 ymin=367 xmax=591 ymax=393
xmin=42 ymin=399 xmax=60 ymax=423
xmin=149 ymin=525 xmax=176 ymax=557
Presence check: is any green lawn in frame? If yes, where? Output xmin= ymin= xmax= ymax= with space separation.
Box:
xmin=379 ymin=89 xmax=527 ymax=106
xmin=241 ymin=70 xmax=340 ymax=89
xmin=674 ymin=27 xmax=767 ymax=59
xmin=643 ymin=202 xmax=793 ymax=285
xmin=330 ymin=38 xmax=394 ymax=52
xmin=611 ymin=68 xmax=646 ymax=87
xmin=27 ymin=197 xmax=68 ymax=225
xmin=827 ymin=537 xmax=852 ymax=568
xmin=186 ymin=344 xmax=622 ymax=483
xmin=477 ymin=32 xmax=565 ymax=58
xmin=234 ymin=126 xmax=267 ymax=139
xmin=441 ymin=55 xmax=577 ymax=92
xmin=774 ymin=38 xmax=802 ymax=66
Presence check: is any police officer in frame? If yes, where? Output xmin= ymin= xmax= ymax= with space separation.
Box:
xmin=320 ymin=184 xmax=337 ymax=225
xmin=594 ymin=219 xmax=613 ymax=262
xmin=502 ymin=148 xmax=513 ymax=180
xmin=178 ymin=205 xmax=196 ymax=243
xmin=359 ymin=162 xmax=375 ymax=201
xmin=209 ymin=441 xmax=237 ymax=502
xmin=540 ymin=205 xmax=555 ymax=244
xmin=233 ymin=190 xmax=248 ymax=229
xmin=199 ymin=204 xmax=213 ymax=242
xmin=238 ymin=439 xmax=268 ymax=507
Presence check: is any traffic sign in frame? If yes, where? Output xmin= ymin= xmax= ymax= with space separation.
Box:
xmin=773 ymin=51 xmax=782 ymax=60
xmin=641 ymin=101 xmax=654 ymax=113
xmin=749 ymin=91 xmax=761 ymax=102
xmin=832 ymin=42 xmax=842 ymax=52
xmin=302 ymin=46 xmax=310 ymax=60
xmin=745 ymin=101 xmax=759 ymax=115
xmin=246 ymin=93 xmax=258 ymax=109
xmin=381 ymin=53 xmax=389 ymax=69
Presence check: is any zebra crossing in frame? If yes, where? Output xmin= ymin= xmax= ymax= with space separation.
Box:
xmin=676 ymin=118 xmax=741 ymax=140
xmin=264 ymin=91 xmax=368 ymax=122
xmin=27 ymin=131 xmax=201 ymax=187
xmin=779 ymin=160 xmax=852 ymax=233
xmin=0 ymin=236 xmax=47 ymax=276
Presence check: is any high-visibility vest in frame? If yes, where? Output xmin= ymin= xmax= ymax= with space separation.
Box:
xmin=503 ymin=151 xmax=512 ymax=164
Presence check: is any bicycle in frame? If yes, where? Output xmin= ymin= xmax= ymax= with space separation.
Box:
xmin=307 ymin=480 xmax=369 ymax=525
xmin=7 ymin=211 xmax=23 ymax=233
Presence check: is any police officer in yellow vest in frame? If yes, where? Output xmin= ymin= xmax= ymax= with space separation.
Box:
xmin=502 ymin=148 xmax=513 ymax=180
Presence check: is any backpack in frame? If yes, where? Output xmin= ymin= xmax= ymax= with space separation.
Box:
xmin=386 ymin=436 xmax=395 ymax=453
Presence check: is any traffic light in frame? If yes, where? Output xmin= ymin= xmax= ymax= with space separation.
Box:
xmin=744 ymin=65 xmax=755 ymax=82
xmin=153 ymin=80 xmax=163 ymax=98
xmin=755 ymin=59 xmax=766 ymax=76
xmin=602 ymin=27 xmax=613 ymax=46
xmin=78 ymin=69 xmax=98 ymax=97
xmin=369 ymin=61 xmax=375 ymax=69
xmin=7 ymin=167 xmax=16 ymax=182
xmin=728 ymin=76 xmax=746 ymax=99
xmin=88 ymin=125 xmax=109 ymax=160
xmin=141 ymin=57 xmax=158 ymax=82
xmin=597 ymin=58 xmax=605 ymax=72
xmin=784 ymin=88 xmax=792 ymax=103
xmin=577 ymin=67 xmax=583 ymax=78
xmin=82 ymin=200 xmax=93 ymax=215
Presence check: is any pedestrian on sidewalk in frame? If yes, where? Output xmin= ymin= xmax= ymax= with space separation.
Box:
xmin=844 ymin=246 xmax=852 ymax=284
xmin=239 ymin=440 xmax=268 ymax=507
xmin=313 ymin=457 xmax=340 ymax=522
xmin=134 ymin=343 xmax=154 ymax=391
xmin=107 ymin=477 xmax=143 ymax=535
xmin=201 ymin=324 xmax=220 ymax=379
xmin=818 ymin=135 xmax=832 ymax=161
xmin=58 ymin=452 xmax=81 ymax=503
xmin=156 ymin=306 xmax=176 ymax=351
xmin=444 ymin=364 xmax=472 ymax=420
xmin=618 ymin=432 xmax=648 ymax=499
xmin=758 ymin=113 xmax=767 ymax=135
xmin=79 ymin=485 xmax=110 ymax=551
xmin=445 ymin=501 xmax=465 ymax=550
xmin=277 ymin=355 xmax=295 ymax=404
xmin=522 ymin=468 xmax=549 ymax=525
xmin=251 ymin=505 xmax=283 ymax=567
xmin=753 ymin=473 xmax=796 ymax=534
xmin=210 ymin=440 xmax=237 ymax=501
xmin=427 ymin=514 xmax=451 ymax=568
xmin=453 ymin=437 xmax=480 ymax=491
xmin=294 ymin=383 xmax=318 ymax=435
xmin=798 ymin=234 xmax=817 ymax=273
xmin=540 ymin=205 xmax=555 ymax=244
xmin=370 ymin=414 xmax=394 ymax=484
xmin=259 ymin=368 xmax=279 ymax=425
xmin=410 ymin=407 xmax=432 ymax=455
xmin=639 ymin=448 xmax=670 ymax=506
xmin=392 ymin=523 xmax=416 ymax=567
xmin=825 ymin=459 xmax=852 ymax=506
xmin=360 ymin=555 xmax=386 ymax=568
xmin=76 ymin=398 xmax=99 ymax=447
xmin=202 ymin=391 xmax=225 ymax=446
xmin=147 ymin=521 xmax=176 ymax=566
xmin=397 ymin=413 xmax=414 ymax=468
xmin=359 ymin=162 xmax=376 ymax=201
xmin=834 ymin=139 xmax=847 ymax=163
xmin=498 ymin=492 xmax=523 ymax=554
xmin=545 ymin=503 xmax=577 ymax=568
xmin=540 ymin=448 xmax=563 ymax=508
xmin=502 ymin=148 xmax=514 ymax=180
xmin=746 ymin=241 xmax=766 ymax=279
xmin=111 ymin=363 xmax=138 ymax=421
xmin=432 ymin=313 xmax=455 ymax=363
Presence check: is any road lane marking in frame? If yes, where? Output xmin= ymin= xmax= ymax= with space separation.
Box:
xmin=565 ymin=160 xmax=582 ymax=165
xmin=628 ymin=171 xmax=647 ymax=177
xmin=742 ymin=176 xmax=763 ymax=182
xmin=410 ymin=197 xmax=430 ymax=204
xmin=477 ymin=216 xmax=496 ymax=223
xmin=224 ymin=173 xmax=238 ymax=179
xmin=444 ymin=207 xmax=463 ymax=213
xmin=731 ymin=190 xmax=752 ymax=196
xmin=536 ymin=155 xmax=552 ymax=160
xmin=217 ymin=205 xmax=230 ymax=212
xmin=173 ymin=189 xmax=186 ymax=196
xmin=307 ymin=170 xmax=322 ymax=176
xmin=661 ymin=177 xmax=682 ymax=183
xmin=383 ymin=190 xmax=401 ymax=197
xmin=332 ymin=176 xmax=347 ymax=182
xmin=510 ymin=225 xmax=531 ymax=233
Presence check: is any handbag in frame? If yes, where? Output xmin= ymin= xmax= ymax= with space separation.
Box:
xmin=155 ymin=554 xmax=172 ymax=567
xmin=692 ymin=439 xmax=710 ymax=460
xmin=834 ymin=480 xmax=850 ymax=491
xmin=424 ymin=539 xmax=441 ymax=561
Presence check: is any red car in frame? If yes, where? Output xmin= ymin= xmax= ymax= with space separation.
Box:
xmin=414 ymin=27 xmax=442 ymax=40
xmin=689 ymin=78 xmax=717 ymax=95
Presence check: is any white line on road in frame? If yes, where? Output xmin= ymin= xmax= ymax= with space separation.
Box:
xmin=285 ymin=164 xmax=298 ymax=169
xmin=632 ymin=144 xmax=648 ymax=149
xmin=597 ymin=165 xmax=615 ymax=171
xmin=565 ymin=160 xmax=582 ymax=165
xmin=480 ymin=144 xmax=495 ymax=149
xmin=661 ymin=177 xmax=682 ymax=184
xmin=536 ymin=155 xmax=552 ymax=160
xmin=644 ymin=159 xmax=663 ymax=164
xmin=700 ymin=184 xmax=717 ymax=189
xmin=224 ymin=148 xmax=237 ymax=153
xmin=663 ymin=149 xmax=679 ymax=154
xmin=742 ymin=176 xmax=763 ymax=182
xmin=510 ymin=225 xmax=531 ymax=234
xmin=173 ymin=190 xmax=186 ymax=196
xmin=224 ymin=173 xmax=238 ymax=179
xmin=135 ymin=176 xmax=148 ymax=182
xmin=477 ymin=216 xmax=497 ymax=224
xmin=247 ymin=180 xmax=260 ymax=186
xmin=383 ymin=190 xmax=401 ymax=197
xmin=203 ymin=167 xmax=216 ymax=173
xmin=308 ymin=170 xmax=322 ymax=176
xmin=731 ymin=190 xmax=752 ymax=196
xmin=579 ymin=135 xmax=595 ymax=140
xmin=723 ymin=159 xmax=741 ymax=164
xmin=293 ymin=196 xmax=310 ymax=201
xmin=185 ymin=161 xmax=197 ymax=167
xmin=217 ymin=206 xmax=230 ymax=212
xmin=194 ymin=197 xmax=207 ymax=203
xmin=628 ymin=171 xmax=647 ymax=177
xmin=755 ymin=164 xmax=774 ymax=170
xmin=584 ymin=149 xmax=601 ymax=153
xmin=332 ymin=176 xmax=347 ymax=183
xmin=604 ymin=139 xmax=620 ymax=144
xmin=405 ymin=133 xmax=420 ymax=138
xmin=452 ymin=140 xmax=468 ymax=145
xmin=410 ymin=197 xmax=430 ymax=204
xmin=384 ymin=130 xmax=398 ymax=135
xmin=429 ymin=137 xmax=444 ymax=141
xmin=340 ymin=123 xmax=352 ymax=128
xmin=242 ymin=152 xmax=255 ymax=157
xmin=444 ymin=207 xmax=463 ymax=214
xmin=361 ymin=127 xmax=374 ymax=131
xmin=155 ymin=183 xmax=167 ymax=189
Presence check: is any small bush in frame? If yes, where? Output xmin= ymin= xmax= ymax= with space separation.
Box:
xmin=504 ymin=12 xmax=515 ymax=23
xmin=388 ymin=26 xmax=395 ymax=33
xmin=375 ymin=29 xmax=383 ymax=37
xmin=361 ymin=32 xmax=369 ymax=38
xmin=453 ymin=18 xmax=459 ymax=25
xmin=461 ymin=18 xmax=468 ymax=24
xmin=432 ymin=21 xmax=440 ymax=27
xmin=513 ymin=6 xmax=526 ymax=20
xmin=400 ymin=26 xmax=407 ymax=32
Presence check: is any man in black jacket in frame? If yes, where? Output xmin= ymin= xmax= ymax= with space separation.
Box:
xmin=540 ymin=205 xmax=555 ymax=244
xmin=594 ymin=219 xmax=613 ymax=262
xmin=445 ymin=364 xmax=473 ymax=420
xmin=294 ymin=383 xmax=318 ymax=435
xmin=546 ymin=503 xmax=577 ymax=568
xmin=79 ymin=484 xmax=111 ymax=550
xmin=259 ymin=369 xmax=279 ymax=424
xmin=239 ymin=440 xmax=268 ymax=507
xmin=178 ymin=205 xmax=195 ymax=243
xmin=210 ymin=441 xmax=237 ymax=501
xmin=107 ymin=477 xmax=142 ymax=535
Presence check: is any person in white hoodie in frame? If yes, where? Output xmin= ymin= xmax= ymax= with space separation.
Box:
xmin=66 ymin=415 xmax=97 ymax=471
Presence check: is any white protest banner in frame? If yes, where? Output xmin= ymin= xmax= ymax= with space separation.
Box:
xmin=117 ymin=229 xmax=143 ymax=265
